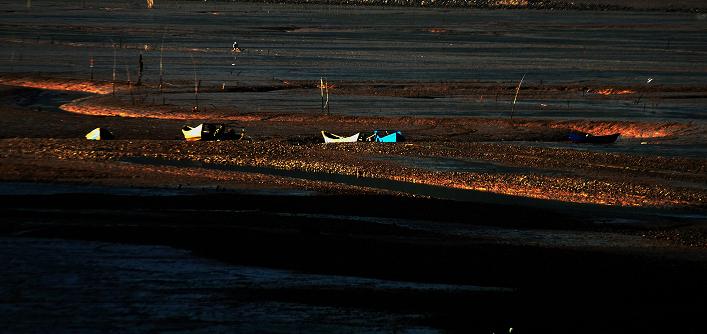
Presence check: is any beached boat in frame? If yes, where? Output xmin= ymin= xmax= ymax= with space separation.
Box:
xmin=321 ymin=131 xmax=360 ymax=143
xmin=374 ymin=130 xmax=405 ymax=143
xmin=568 ymin=132 xmax=620 ymax=144
xmin=85 ymin=127 xmax=114 ymax=140
xmin=182 ymin=123 xmax=239 ymax=141
xmin=182 ymin=124 xmax=204 ymax=141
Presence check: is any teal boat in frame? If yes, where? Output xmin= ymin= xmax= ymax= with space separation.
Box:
xmin=372 ymin=130 xmax=405 ymax=143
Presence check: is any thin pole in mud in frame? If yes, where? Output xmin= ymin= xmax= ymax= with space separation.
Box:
xmin=126 ymin=65 xmax=134 ymax=105
xmin=137 ymin=53 xmax=143 ymax=86
xmin=89 ymin=54 xmax=94 ymax=81
xmin=9 ymin=49 xmax=15 ymax=72
xmin=112 ymin=44 xmax=117 ymax=96
xmin=325 ymin=78 xmax=330 ymax=115
xmin=191 ymin=54 xmax=199 ymax=111
xmin=159 ymin=33 xmax=165 ymax=104
xmin=320 ymin=77 xmax=325 ymax=114
xmin=510 ymin=73 xmax=526 ymax=121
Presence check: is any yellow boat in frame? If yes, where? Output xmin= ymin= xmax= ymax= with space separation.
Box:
xmin=85 ymin=128 xmax=114 ymax=140
xmin=181 ymin=124 xmax=205 ymax=141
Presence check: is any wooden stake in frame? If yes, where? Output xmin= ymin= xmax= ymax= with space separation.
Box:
xmin=112 ymin=45 xmax=117 ymax=95
xmin=191 ymin=54 xmax=199 ymax=111
xmin=325 ymin=78 xmax=330 ymax=115
xmin=320 ymin=77 xmax=325 ymax=114
xmin=159 ymin=34 xmax=165 ymax=104
xmin=89 ymin=54 xmax=94 ymax=81
xmin=510 ymin=73 xmax=526 ymax=121
xmin=126 ymin=65 xmax=134 ymax=105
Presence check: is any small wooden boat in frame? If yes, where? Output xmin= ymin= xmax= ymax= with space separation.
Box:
xmin=568 ymin=132 xmax=620 ymax=144
xmin=182 ymin=124 xmax=205 ymax=141
xmin=321 ymin=131 xmax=360 ymax=143
xmin=85 ymin=127 xmax=114 ymax=140
xmin=182 ymin=123 xmax=240 ymax=141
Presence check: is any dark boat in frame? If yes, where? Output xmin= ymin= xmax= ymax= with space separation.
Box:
xmin=568 ymin=132 xmax=620 ymax=144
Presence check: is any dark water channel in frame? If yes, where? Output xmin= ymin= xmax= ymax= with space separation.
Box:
xmin=517 ymin=140 xmax=707 ymax=159
xmin=1 ymin=237 xmax=510 ymax=333
xmin=3 ymin=86 xmax=89 ymax=112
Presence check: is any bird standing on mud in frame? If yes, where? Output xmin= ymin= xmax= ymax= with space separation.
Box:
xmin=231 ymin=41 xmax=241 ymax=74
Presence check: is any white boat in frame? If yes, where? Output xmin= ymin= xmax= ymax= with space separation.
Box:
xmin=321 ymin=131 xmax=360 ymax=143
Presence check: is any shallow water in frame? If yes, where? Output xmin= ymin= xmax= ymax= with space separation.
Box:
xmin=4 ymin=237 xmax=502 ymax=332
xmin=0 ymin=181 xmax=317 ymax=197
xmin=515 ymin=140 xmax=707 ymax=159
xmin=272 ymin=212 xmax=663 ymax=248
xmin=156 ymin=90 xmax=707 ymax=120
xmin=2 ymin=86 xmax=89 ymax=112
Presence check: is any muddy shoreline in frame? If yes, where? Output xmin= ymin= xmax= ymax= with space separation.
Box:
xmin=1 ymin=81 xmax=705 ymax=207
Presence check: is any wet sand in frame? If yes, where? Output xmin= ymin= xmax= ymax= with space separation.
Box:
xmin=1 ymin=84 xmax=704 ymax=208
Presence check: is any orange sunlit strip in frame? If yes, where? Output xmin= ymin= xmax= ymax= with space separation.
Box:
xmin=592 ymin=88 xmax=635 ymax=95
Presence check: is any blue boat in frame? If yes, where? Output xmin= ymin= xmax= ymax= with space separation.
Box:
xmin=568 ymin=132 xmax=620 ymax=144
xmin=373 ymin=130 xmax=405 ymax=143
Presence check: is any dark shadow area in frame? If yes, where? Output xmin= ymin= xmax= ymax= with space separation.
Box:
xmin=1 ymin=192 xmax=706 ymax=332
